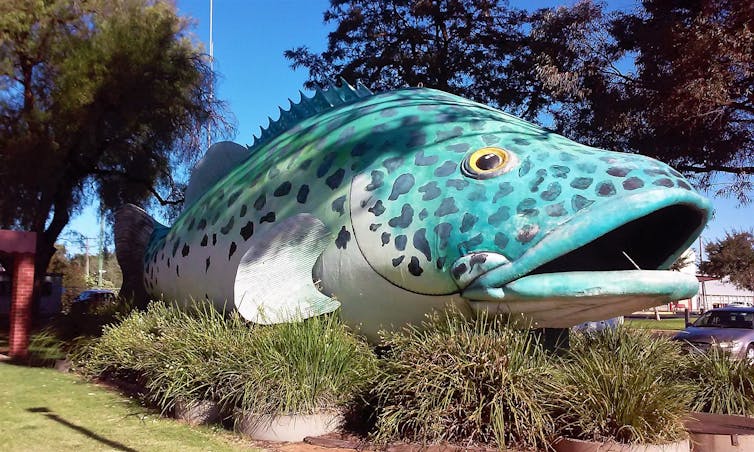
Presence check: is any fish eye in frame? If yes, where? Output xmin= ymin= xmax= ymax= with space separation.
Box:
xmin=462 ymin=147 xmax=514 ymax=179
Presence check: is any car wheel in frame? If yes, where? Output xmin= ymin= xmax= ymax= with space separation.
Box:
xmin=746 ymin=344 xmax=754 ymax=365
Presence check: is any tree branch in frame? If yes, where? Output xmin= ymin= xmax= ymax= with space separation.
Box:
xmin=675 ymin=164 xmax=754 ymax=174
xmin=91 ymin=168 xmax=185 ymax=205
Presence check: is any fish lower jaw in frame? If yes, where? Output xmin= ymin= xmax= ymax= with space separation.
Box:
xmin=463 ymin=270 xmax=698 ymax=328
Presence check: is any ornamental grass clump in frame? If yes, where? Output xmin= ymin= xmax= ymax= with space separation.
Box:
xmin=686 ymin=345 xmax=754 ymax=416
xmin=552 ymin=327 xmax=692 ymax=445
xmin=370 ymin=311 xmax=555 ymax=450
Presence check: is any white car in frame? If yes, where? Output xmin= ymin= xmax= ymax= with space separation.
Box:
xmin=727 ymin=301 xmax=754 ymax=308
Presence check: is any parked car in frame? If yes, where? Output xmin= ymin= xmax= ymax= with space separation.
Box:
xmin=727 ymin=300 xmax=754 ymax=308
xmin=673 ymin=307 xmax=754 ymax=361
xmin=70 ymin=289 xmax=116 ymax=314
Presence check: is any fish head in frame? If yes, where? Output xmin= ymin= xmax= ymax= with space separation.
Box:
xmin=349 ymin=88 xmax=710 ymax=326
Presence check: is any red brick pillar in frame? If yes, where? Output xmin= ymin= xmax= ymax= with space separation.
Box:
xmin=9 ymin=253 xmax=35 ymax=359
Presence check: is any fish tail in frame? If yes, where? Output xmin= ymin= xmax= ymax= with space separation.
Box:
xmin=114 ymin=204 xmax=163 ymax=308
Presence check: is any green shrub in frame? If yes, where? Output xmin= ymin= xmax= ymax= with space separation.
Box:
xmin=370 ymin=311 xmax=555 ymax=450
xmin=552 ymin=327 xmax=691 ymax=445
xmin=686 ymin=346 xmax=754 ymax=416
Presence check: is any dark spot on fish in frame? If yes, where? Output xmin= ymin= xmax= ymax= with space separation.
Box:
xmin=434 ymin=223 xmax=452 ymax=249
xmin=297 ymin=184 xmax=309 ymax=203
xmin=167 ymin=258 xmax=171 ymax=268
xmin=181 ymin=243 xmax=190 ymax=257
xmin=653 ymin=178 xmax=674 ymax=188
xmin=197 ymin=218 xmax=207 ymax=230
xmin=546 ymin=202 xmax=567 ymax=217
xmin=677 ymin=179 xmax=692 ymax=190
xmin=351 ymin=142 xmax=372 ymax=157
xmin=228 ymin=242 xmax=237 ymax=259
xmin=446 ymin=179 xmax=469 ymax=190
xmin=212 ymin=234 xmax=217 ymax=245
xmin=413 ymin=228 xmax=431 ymax=261
xmin=383 ymin=156 xmax=404 ymax=174
xmin=560 ymin=152 xmax=575 ymax=162
xmin=436 ymin=256 xmax=447 ymax=269
xmin=408 ymin=130 xmax=426 ymax=148
xmin=317 ymin=152 xmax=337 ymax=177
xmin=493 ymin=182 xmax=514 ymax=203
xmin=394 ymin=235 xmax=407 ymax=251
xmin=541 ymin=182 xmax=562 ymax=201
xmin=437 ymin=126 xmax=464 ymax=141
xmin=489 ymin=206 xmax=511 ymax=226
xmin=448 ymin=143 xmax=470 ymax=153
xmin=299 ymin=158 xmax=313 ymax=170
xmin=240 ymin=221 xmax=254 ymax=240
xmin=607 ymin=167 xmax=632 ymax=177
xmin=519 ymin=157 xmax=532 ymax=176
xmin=381 ymin=232 xmax=391 ymax=246
xmin=570 ymin=177 xmax=593 ymax=189
xmin=550 ymin=165 xmax=570 ymax=179
xmin=331 ymin=195 xmax=347 ymax=215
xmin=415 ymin=150 xmax=438 ymax=166
xmin=172 ymin=240 xmax=180 ymax=257
xmin=623 ymin=177 xmax=644 ymax=190
xmin=240 ymin=205 xmax=248 ymax=217
xmin=435 ymin=198 xmax=459 ymax=217
xmin=369 ymin=223 xmax=381 ymax=231
xmin=211 ymin=210 xmax=221 ymax=226
xmin=220 ymin=217 xmax=235 ymax=234
xmin=419 ymin=208 xmax=428 ymax=220
xmin=254 ymin=194 xmax=266 ymax=210
xmin=458 ymin=234 xmax=483 ymax=254
xmin=335 ymin=227 xmax=351 ymax=249
xmin=392 ymin=256 xmax=405 ymax=267
xmin=408 ymin=257 xmax=423 ymax=276
xmin=326 ymin=168 xmax=346 ymax=189
xmin=645 ymin=168 xmax=669 ymax=177
xmin=517 ymin=198 xmax=538 ymax=217
xmin=418 ymin=181 xmax=441 ymax=201
xmin=577 ymin=162 xmax=597 ymax=173
xmin=274 ymin=181 xmax=291 ymax=197
xmin=176 ymin=265 xmax=180 ymax=277
xmin=530 ymin=169 xmax=547 ymax=192
xmin=187 ymin=217 xmax=196 ymax=230
xmin=494 ymin=233 xmax=509 ymax=249
xmin=516 ymin=224 xmax=539 ymax=243
xmin=434 ymin=161 xmax=457 ymax=177
xmin=201 ymin=234 xmax=208 ymax=246
xmin=388 ymin=204 xmax=414 ymax=228
xmin=369 ymin=200 xmax=386 ymax=216
xmin=468 ymin=188 xmax=487 ymax=202
xmin=483 ymin=134 xmax=501 ymax=145
xmin=366 ymin=170 xmax=384 ymax=191
xmin=572 ymin=195 xmax=594 ymax=212
xmin=452 ymin=263 xmax=468 ymax=279
xmin=389 ymin=174 xmax=415 ymax=200
xmin=597 ymin=181 xmax=617 ymax=196
xmin=260 ymin=212 xmax=276 ymax=223
xmin=205 ymin=257 xmax=211 ymax=272
xmin=469 ymin=253 xmax=487 ymax=270
xmin=461 ymin=213 xmax=478 ymax=233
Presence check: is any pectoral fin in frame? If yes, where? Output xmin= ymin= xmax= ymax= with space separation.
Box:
xmin=233 ymin=213 xmax=340 ymax=324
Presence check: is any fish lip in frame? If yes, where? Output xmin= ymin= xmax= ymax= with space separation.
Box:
xmin=460 ymin=187 xmax=711 ymax=299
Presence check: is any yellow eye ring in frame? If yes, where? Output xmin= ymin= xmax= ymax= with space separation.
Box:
xmin=462 ymin=147 xmax=513 ymax=179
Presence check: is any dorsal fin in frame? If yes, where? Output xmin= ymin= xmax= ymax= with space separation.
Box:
xmin=184 ymin=141 xmax=250 ymax=208
xmin=250 ymin=79 xmax=373 ymax=152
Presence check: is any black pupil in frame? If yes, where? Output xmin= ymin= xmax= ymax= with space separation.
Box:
xmin=477 ymin=153 xmax=501 ymax=171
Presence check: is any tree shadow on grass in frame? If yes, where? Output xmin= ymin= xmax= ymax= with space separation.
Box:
xmin=26 ymin=407 xmax=138 ymax=452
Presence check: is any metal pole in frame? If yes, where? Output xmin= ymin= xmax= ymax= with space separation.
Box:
xmin=98 ymin=210 xmax=104 ymax=287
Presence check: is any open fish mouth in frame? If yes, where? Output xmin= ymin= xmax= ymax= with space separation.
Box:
xmin=460 ymin=188 xmax=711 ymax=327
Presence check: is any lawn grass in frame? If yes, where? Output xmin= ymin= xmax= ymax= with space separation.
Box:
xmin=624 ymin=317 xmax=693 ymax=331
xmin=0 ymin=363 xmax=256 ymax=452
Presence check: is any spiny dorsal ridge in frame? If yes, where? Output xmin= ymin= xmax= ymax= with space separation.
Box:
xmin=250 ymin=79 xmax=373 ymax=151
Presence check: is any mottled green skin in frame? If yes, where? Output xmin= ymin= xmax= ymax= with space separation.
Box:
xmin=140 ymin=87 xmax=709 ymax=323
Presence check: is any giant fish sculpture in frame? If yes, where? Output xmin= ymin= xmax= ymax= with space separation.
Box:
xmin=116 ymin=81 xmax=710 ymax=340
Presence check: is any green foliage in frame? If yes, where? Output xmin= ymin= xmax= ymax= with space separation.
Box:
xmin=74 ymin=302 xmax=377 ymax=417
xmin=686 ymin=346 xmax=754 ymax=416
xmin=370 ymin=311 xmax=555 ymax=450
xmin=551 ymin=327 xmax=691 ymax=445
xmin=701 ymin=231 xmax=754 ymax=291
xmin=0 ymin=0 xmax=233 ymax=274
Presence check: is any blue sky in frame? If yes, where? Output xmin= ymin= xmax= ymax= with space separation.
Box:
xmin=64 ymin=0 xmax=752 ymax=256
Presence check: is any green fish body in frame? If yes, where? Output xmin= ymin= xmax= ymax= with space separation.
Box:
xmin=115 ymin=82 xmax=710 ymax=339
